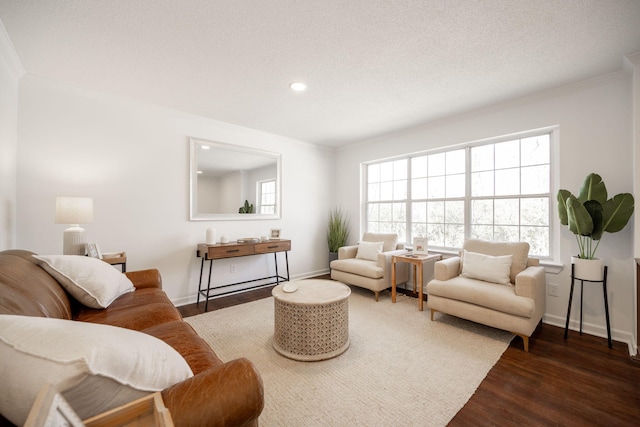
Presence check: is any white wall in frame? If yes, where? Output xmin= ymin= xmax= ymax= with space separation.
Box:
xmin=0 ymin=25 xmax=19 ymax=250
xmin=16 ymin=75 xmax=334 ymax=305
xmin=335 ymin=71 xmax=636 ymax=351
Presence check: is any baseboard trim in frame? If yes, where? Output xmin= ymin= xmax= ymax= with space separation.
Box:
xmin=543 ymin=314 xmax=635 ymax=356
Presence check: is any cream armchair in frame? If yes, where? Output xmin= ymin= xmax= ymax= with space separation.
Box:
xmin=330 ymin=232 xmax=409 ymax=301
xmin=426 ymin=239 xmax=546 ymax=351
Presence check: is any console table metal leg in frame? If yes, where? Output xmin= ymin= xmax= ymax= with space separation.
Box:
xmin=274 ymin=252 xmax=280 ymax=285
xmin=285 ymin=251 xmax=290 ymax=280
xmin=197 ymin=258 xmax=205 ymax=305
xmin=205 ymin=259 xmax=213 ymax=312
xmin=602 ymin=266 xmax=612 ymax=348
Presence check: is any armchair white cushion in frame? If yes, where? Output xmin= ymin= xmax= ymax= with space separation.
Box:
xmin=355 ymin=241 xmax=384 ymax=260
xmin=426 ymin=239 xmax=546 ymax=351
xmin=330 ymin=233 xmax=409 ymax=301
xmin=460 ymin=250 xmax=512 ymax=285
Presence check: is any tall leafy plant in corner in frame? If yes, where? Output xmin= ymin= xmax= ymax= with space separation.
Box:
xmin=557 ymin=173 xmax=634 ymax=260
xmin=328 ymin=208 xmax=350 ymax=253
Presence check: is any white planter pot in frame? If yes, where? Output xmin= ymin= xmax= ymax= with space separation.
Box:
xmin=571 ymin=256 xmax=604 ymax=281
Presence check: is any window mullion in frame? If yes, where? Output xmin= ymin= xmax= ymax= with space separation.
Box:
xmin=406 ymin=159 xmax=412 ymax=245
xmin=464 ymin=146 xmax=472 ymax=241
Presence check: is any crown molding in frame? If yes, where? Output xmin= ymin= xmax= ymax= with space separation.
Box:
xmin=0 ymin=18 xmax=24 ymax=79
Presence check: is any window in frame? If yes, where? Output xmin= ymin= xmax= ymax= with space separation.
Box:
xmin=258 ymin=179 xmax=277 ymax=214
xmin=366 ymin=160 xmax=408 ymax=241
xmin=364 ymin=130 xmax=552 ymax=257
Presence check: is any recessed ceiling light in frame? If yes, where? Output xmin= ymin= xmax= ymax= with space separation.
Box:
xmin=290 ymin=82 xmax=306 ymax=92
xmin=197 ymin=170 xmax=203 ymax=174
xmin=200 ymin=145 xmax=210 ymax=150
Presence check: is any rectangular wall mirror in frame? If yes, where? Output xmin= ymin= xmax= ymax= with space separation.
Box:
xmin=189 ymin=138 xmax=281 ymax=220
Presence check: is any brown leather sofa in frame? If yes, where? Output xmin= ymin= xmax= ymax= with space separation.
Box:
xmin=0 ymin=250 xmax=264 ymax=426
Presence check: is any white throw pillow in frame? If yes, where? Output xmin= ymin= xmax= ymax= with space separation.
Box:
xmin=0 ymin=315 xmax=193 ymax=425
xmin=32 ymin=255 xmax=134 ymax=308
xmin=461 ymin=250 xmax=513 ymax=285
xmin=356 ymin=241 xmax=384 ymax=261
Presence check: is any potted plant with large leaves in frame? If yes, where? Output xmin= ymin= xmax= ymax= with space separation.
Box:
xmin=557 ymin=173 xmax=634 ymax=280
xmin=328 ymin=207 xmax=350 ymax=266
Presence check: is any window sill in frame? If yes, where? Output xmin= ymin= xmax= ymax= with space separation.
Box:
xmin=539 ymin=260 xmax=564 ymax=274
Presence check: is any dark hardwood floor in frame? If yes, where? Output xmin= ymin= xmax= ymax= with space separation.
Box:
xmin=178 ymin=279 xmax=640 ymax=427
xmin=451 ymin=326 xmax=640 ymax=426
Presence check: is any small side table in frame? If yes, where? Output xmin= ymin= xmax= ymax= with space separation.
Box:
xmin=563 ymin=263 xmax=612 ymax=349
xmin=391 ymin=253 xmax=442 ymax=311
xmin=101 ymin=252 xmax=127 ymax=272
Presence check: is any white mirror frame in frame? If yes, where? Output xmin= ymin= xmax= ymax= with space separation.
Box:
xmin=189 ymin=137 xmax=282 ymax=221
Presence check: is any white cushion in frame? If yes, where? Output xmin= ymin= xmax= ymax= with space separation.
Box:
xmin=461 ymin=250 xmax=513 ymax=285
xmin=0 ymin=315 xmax=193 ymax=425
xmin=32 ymin=255 xmax=134 ymax=308
xmin=463 ymin=239 xmax=529 ymax=284
xmin=356 ymin=241 xmax=384 ymax=261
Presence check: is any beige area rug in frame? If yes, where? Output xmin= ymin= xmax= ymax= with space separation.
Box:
xmin=185 ymin=285 xmax=513 ymax=426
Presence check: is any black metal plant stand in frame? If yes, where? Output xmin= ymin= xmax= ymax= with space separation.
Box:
xmin=563 ymin=263 xmax=612 ymax=349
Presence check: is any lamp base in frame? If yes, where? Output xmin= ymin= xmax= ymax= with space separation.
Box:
xmin=63 ymin=226 xmax=87 ymax=255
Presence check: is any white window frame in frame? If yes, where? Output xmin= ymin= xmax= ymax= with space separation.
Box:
xmin=362 ymin=126 xmax=559 ymax=260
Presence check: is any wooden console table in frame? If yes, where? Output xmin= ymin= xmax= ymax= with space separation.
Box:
xmin=196 ymin=239 xmax=291 ymax=311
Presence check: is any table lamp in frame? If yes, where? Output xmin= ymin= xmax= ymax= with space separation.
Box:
xmin=55 ymin=197 xmax=94 ymax=255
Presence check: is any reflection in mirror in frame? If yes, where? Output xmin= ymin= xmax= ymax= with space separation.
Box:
xmin=189 ymin=138 xmax=281 ymax=220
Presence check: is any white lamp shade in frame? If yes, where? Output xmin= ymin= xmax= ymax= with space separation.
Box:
xmin=55 ymin=197 xmax=94 ymax=225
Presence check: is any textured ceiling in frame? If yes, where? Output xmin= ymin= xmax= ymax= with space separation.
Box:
xmin=1 ymin=1 xmax=640 ymax=147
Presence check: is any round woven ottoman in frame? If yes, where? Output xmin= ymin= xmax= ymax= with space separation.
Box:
xmin=272 ymin=279 xmax=350 ymax=361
